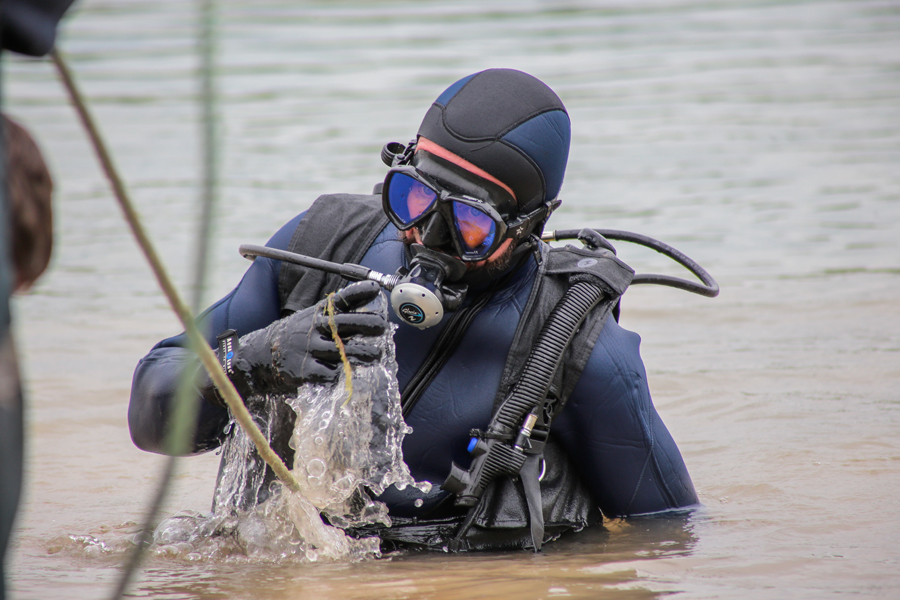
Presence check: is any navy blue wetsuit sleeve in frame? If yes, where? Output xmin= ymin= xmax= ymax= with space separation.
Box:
xmin=552 ymin=318 xmax=699 ymax=517
xmin=127 ymin=214 xmax=304 ymax=455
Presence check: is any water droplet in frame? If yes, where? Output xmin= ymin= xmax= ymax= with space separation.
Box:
xmin=307 ymin=459 xmax=326 ymax=478
xmin=333 ymin=474 xmax=354 ymax=493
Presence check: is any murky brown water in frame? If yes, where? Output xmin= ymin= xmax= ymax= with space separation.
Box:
xmin=5 ymin=0 xmax=899 ymax=598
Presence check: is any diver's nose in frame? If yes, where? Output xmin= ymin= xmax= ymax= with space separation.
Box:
xmin=418 ymin=211 xmax=452 ymax=248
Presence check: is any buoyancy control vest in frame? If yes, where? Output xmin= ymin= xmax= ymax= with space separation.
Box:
xmin=277 ymin=194 xmax=634 ymax=551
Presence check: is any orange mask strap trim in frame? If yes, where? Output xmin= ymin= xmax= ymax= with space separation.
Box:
xmin=416 ymin=137 xmax=517 ymax=203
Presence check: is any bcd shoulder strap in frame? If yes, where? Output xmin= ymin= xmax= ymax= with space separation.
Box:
xmin=492 ymin=242 xmax=634 ymax=414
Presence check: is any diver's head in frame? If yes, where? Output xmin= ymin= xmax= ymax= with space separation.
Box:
xmin=381 ymin=69 xmax=571 ymax=269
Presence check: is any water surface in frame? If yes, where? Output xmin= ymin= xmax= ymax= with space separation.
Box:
xmin=5 ymin=0 xmax=899 ymax=598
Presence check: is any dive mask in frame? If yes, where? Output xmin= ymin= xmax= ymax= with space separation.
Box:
xmin=382 ymin=150 xmax=549 ymax=262
xmin=382 ymin=173 xmax=509 ymax=262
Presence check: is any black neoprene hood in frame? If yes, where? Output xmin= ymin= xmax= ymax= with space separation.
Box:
xmin=416 ymin=68 xmax=571 ymax=215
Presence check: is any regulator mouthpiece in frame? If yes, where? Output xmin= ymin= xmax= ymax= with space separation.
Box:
xmin=389 ymin=245 xmax=467 ymax=329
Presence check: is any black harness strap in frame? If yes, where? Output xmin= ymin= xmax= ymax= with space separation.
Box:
xmin=520 ymin=455 xmax=544 ymax=550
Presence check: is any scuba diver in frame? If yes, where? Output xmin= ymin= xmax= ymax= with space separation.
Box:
xmin=128 ymin=68 xmax=702 ymax=551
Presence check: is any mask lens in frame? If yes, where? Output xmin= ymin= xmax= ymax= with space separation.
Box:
xmin=452 ymin=202 xmax=497 ymax=257
xmin=388 ymin=172 xmax=438 ymax=225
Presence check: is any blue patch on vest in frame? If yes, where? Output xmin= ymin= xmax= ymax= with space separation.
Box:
xmin=502 ymin=110 xmax=571 ymax=202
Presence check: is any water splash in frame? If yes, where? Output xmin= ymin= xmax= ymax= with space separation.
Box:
xmin=154 ymin=296 xmax=430 ymax=562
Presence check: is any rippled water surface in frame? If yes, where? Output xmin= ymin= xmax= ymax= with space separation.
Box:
xmin=5 ymin=0 xmax=899 ymax=598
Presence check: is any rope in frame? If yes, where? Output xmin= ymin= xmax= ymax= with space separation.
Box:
xmin=50 ymin=43 xmax=303 ymax=599
xmin=49 ymin=47 xmax=301 ymax=492
xmin=324 ymin=293 xmax=354 ymax=407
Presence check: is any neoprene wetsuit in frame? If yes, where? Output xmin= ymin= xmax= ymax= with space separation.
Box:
xmin=128 ymin=211 xmax=699 ymax=520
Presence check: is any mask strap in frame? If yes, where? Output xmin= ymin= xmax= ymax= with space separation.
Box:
xmin=506 ymin=198 xmax=561 ymax=243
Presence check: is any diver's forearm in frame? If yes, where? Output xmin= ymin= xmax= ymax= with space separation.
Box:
xmin=128 ymin=346 xmax=228 ymax=455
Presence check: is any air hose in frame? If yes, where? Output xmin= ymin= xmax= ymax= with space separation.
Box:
xmin=491 ymin=278 xmax=602 ymax=434
xmin=543 ymin=229 xmax=719 ymax=298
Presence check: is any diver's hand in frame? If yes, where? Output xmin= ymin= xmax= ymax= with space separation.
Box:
xmin=221 ymin=281 xmax=386 ymax=398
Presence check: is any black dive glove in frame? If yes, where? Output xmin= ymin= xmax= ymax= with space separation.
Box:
xmin=209 ymin=281 xmax=386 ymax=402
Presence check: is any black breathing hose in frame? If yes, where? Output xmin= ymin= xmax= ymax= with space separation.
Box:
xmin=491 ymin=279 xmax=603 ymax=434
xmin=543 ymin=229 xmax=719 ymax=298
